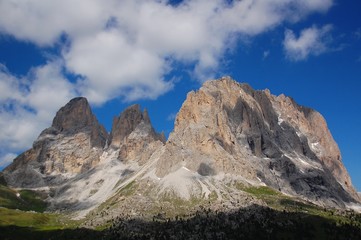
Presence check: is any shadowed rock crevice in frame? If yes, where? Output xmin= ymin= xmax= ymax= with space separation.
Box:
xmin=197 ymin=163 xmax=216 ymax=176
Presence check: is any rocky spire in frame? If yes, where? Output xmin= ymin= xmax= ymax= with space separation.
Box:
xmin=109 ymin=104 xmax=164 ymax=148
xmin=109 ymin=104 xmax=165 ymax=163
xmin=50 ymin=97 xmax=108 ymax=148
xmin=3 ymin=97 xmax=108 ymax=187
xmin=109 ymin=104 xmax=144 ymax=147
xmin=52 ymin=97 xmax=93 ymax=132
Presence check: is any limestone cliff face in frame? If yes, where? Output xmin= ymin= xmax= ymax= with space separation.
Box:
xmin=155 ymin=77 xmax=359 ymax=206
xmin=3 ymin=97 xmax=108 ymax=187
xmin=109 ymin=104 xmax=165 ymax=164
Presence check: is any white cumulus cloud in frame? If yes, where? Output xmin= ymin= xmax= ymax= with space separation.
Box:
xmin=65 ymin=28 xmax=173 ymax=104
xmin=0 ymin=0 xmax=334 ymax=167
xmin=283 ymin=24 xmax=333 ymax=61
xmin=0 ymin=0 xmax=335 ymax=101
xmin=0 ymin=61 xmax=76 ymax=158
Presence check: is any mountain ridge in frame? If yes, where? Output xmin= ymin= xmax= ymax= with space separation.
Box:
xmin=2 ymin=77 xmax=360 ymax=220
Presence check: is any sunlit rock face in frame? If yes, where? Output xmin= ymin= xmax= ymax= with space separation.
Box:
xmin=155 ymin=77 xmax=359 ymax=207
xmin=3 ymin=97 xmax=108 ymax=187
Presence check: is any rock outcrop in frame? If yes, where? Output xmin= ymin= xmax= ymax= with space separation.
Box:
xmin=3 ymin=97 xmax=108 ymax=187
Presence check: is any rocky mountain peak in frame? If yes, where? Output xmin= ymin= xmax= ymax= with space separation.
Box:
xmin=52 ymin=97 xmax=93 ymax=132
xmin=3 ymin=97 xmax=108 ymax=187
xmin=110 ymin=104 xmax=145 ymax=146
xmin=157 ymin=77 xmax=360 ymax=206
xmin=109 ymin=104 xmax=165 ymax=163
xmin=45 ymin=97 xmax=108 ymax=149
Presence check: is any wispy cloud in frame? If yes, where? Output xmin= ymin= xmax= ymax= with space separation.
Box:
xmin=354 ymin=28 xmax=361 ymax=39
xmin=167 ymin=112 xmax=178 ymax=122
xmin=354 ymin=28 xmax=361 ymax=62
xmin=263 ymin=50 xmax=270 ymax=60
xmin=0 ymin=61 xmax=76 ymax=161
xmin=283 ymin=24 xmax=334 ymax=61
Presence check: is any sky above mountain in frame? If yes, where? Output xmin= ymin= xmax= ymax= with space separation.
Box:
xmin=0 ymin=0 xmax=360 ymax=190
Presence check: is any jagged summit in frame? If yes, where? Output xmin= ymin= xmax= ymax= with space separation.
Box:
xmin=109 ymin=104 xmax=163 ymax=148
xmin=109 ymin=104 xmax=165 ymax=163
xmin=3 ymin=97 xmax=109 ymax=187
xmin=110 ymin=104 xmax=145 ymax=147
xmin=2 ymin=77 xmax=360 ymax=218
xmin=3 ymin=98 xmax=164 ymax=188
xmin=156 ymin=76 xmax=359 ymax=206
xmin=52 ymin=97 xmax=92 ymax=132
xmin=50 ymin=97 xmax=108 ymax=148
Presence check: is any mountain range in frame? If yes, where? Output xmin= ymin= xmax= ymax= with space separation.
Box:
xmin=2 ymin=76 xmax=360 ymax=223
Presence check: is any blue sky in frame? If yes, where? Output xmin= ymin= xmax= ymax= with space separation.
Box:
xmin=0 ymin=0 xmax=360 ymax=191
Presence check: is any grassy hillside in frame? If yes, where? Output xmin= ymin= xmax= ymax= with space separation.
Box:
xmin=0 ymin=208 xmax=102 ymax=240
xmin=0 ymin=179 xmax=103 ymax=240
xmin=0 ymin=184 xmax=47 ymax=212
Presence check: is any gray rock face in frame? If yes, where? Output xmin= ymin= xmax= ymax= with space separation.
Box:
xmin=51 ymin=97 xmax=108 ymax=148
xmin=3 ymin=97 xmax=108 ymax=187
xmin=155 ymin=77 xmax=359 ymax=207
xmin=109 ymin=104 xmax=165 ymax=164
